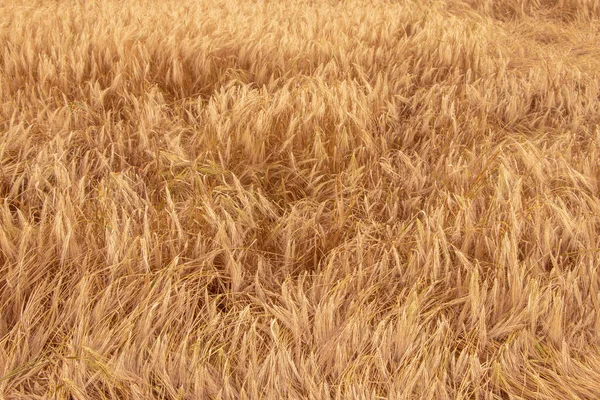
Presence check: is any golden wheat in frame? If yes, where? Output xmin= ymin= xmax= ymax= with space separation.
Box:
xmin=1 ymin=0 xmax=600 ymax=398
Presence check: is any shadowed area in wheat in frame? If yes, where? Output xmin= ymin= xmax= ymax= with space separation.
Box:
xmin=1 ymin=0 xmax=600 ymax=398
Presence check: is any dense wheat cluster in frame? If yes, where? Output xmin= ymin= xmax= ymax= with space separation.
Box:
xmin=1 ymin=0 xmax=600 ymax=398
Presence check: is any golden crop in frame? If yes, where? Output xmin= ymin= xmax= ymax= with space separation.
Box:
xmin=1 ymin=0 xmax=600 ymax=398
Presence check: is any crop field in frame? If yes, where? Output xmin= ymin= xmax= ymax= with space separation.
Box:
xmin=1 ymin=0 xmax=600 ymax=398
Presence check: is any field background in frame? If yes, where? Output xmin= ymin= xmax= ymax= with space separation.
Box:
xmin=1 ymin=0 xmax=600 ymax=398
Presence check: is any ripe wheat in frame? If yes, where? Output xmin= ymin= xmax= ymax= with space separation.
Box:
xmin=1 ymin=0 xmax=600 ymax=398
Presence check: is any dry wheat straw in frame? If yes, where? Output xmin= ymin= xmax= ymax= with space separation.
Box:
xmin=1 ymin=0 xmax=600 ymax=398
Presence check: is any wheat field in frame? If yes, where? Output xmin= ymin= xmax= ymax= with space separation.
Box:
xmin=1 ymin=0 xmax=600 ymax=398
